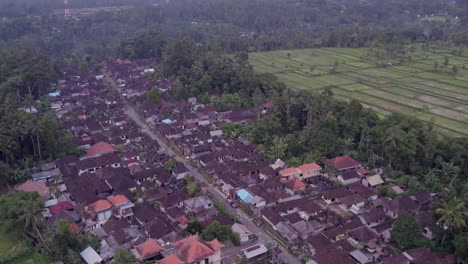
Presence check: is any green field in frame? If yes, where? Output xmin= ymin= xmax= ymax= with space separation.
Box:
xmin=249 ymin=45 xmax=468 ymax=137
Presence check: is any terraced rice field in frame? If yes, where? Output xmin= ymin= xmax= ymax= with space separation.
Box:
xmin=249 ymin=46 xmax=468 ymax=137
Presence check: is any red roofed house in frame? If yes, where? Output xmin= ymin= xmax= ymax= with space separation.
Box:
xmin=279 ymin=162 xmax=321 ymax=181
xmin=85 ymin=199 xmax=113 ymax=228
xmin=50 ymin=201 xmax=74 ymax=214
xmin=172 ymin=235 xmax=223 ymax=264
xmin=86 ymin=141 xmax=115 ymax=157
xmin=157 ymin=254 xmax=184 ymax=264
xmin=133 ymin=239 xmax=164 ymax=261
xmin=297 ymin=163 xmax=322 ymax=179
xmin=16 ymin=180 xmax=50 ymax=198
xmin=279 ymin=167 xmax=300 ymax=181
xmin=108 ymin=195 xmax=135 ymax=220
xmin=284 ymin=178 xmax=306 ymax=194
xmin=324 ymin=156 xmax=361 ymax=173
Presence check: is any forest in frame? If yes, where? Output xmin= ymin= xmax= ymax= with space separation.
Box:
xmin=1 ymin=0 xmax=468 ymax=61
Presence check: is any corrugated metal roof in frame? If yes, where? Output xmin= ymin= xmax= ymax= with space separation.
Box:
xmin=237 ymin=189 xmax=253 ymax=203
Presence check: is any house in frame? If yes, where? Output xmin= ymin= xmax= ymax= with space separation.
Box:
xmin=86 ymin=141 xmax=115 ymax=157
xmin=279 ymin=162 xmax=321 ymax=181
xmin=322 ymin=226 xmax=346 ymax=241
xmin=416 ymin=212 xmax=436 ymax=240
xmin=275 ymin=221 xmax=299 ymax=243
xmin=348 ymin=226 xmax=378 ymax=246
xmin=374 ymin=196 xmax=419 ymax=218
xmin=292 ymin=220 xmax=324 ymax=240
xmin=307 ymin=233 xmax=333 ymax=255
xmin=324 ymin=156 xmax=361 ymax=172
xmin=172 ymin=235 xmax=224 ymax=264
xmin=298 ymin=163 xmax=322 ymax=179
xmin=80 ymin=246 xmax=103 ymax=264
xmin=313 ymin=244 xmax=356 ymax=264
xmin=77 ymin=153 xmax=121 ymax=175
xmin=321 ymin=187 xmax=353 ymax=204
xmin=279 ymin=167 xmax=300 ymax=181
xmin=16 ymin=180 xmax=50 ymax=198
xmin=132 ymin=239 xmax=164 ymax=261
xmin=284 ymin=178 xmax=306 ymax=194
xmin=382 ymin=247 xmax=452 ymax=264
xmin=182 ymin=195 xmax=213 ymax=214
xmin=347 ymin=182 xmax=378 ymax=201
xmin=108 ymin=195 xmax=134 ymax=220
xmin=232 ymin=223 xmax=256 ymax=243
xmin=338 ymin=194 xmax=366 ymax=211
xmin=237 ymin=188 xmax=266 ymax=208
xmin=337 ymin=170 xmax=362 ymax=185
xmin=243 ymin=244 xmax=269 ymax=262
xmin=360 ymin=208 xmax=387 ymax=227
xmin=172 ymin=162 xmax=189 ymax=180
xmin=270 ymin=158 xmax=286 ymax=171
xmin=362 ymin=174 xmax=384 ymax=188
xmin=157 ymin=255 xmax=184 ymax=264
xmin=86 ymin=199 xmax=113 ymax=228
xmin=410 ymin=190 xmax=432 ymax=207
xmin=261 ymin=208 xmax=285 ymax=229
xmin=349 ymin=249 xmax=371 ymax=264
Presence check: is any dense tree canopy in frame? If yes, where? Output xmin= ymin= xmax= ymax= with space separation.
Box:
xmin=391 ymin=214 xmax=421 ymax=250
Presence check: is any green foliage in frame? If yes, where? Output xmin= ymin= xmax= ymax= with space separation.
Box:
xmin=220 ymin=123 xmax=242 ymax=139
xmin=213 ymin=93 xmax=243 ymax=112
xmin=201 ymin=221 xmax=233 ymax=242
xmin=231 ymin=232 xmax=241 ymax=246
xmin=186 ymin=218 xmax=203 ymax=235
xmin=185 ymin=177 xmax=199 ymax=196
xmin=391 ymin=214 xmax=421 ymax=250
xmin=147 ymin=87 xmax=161 ymax=104
xmin=164 ymin=159 xmax=175 ymax=172
xmin=0 ymin=191 xmax=44 ymax=232
xmin=435 ymin=197 xmax=468 ymax=233
xmin=213 ymin=198 xmax=236 ymax=221
xmin=47 ymin=220 xmax=85 ymax=261
xmin=454 ymin=233 xmax=468 ymax=260
xmin=113 ymin=249 xmax=137 ymax=264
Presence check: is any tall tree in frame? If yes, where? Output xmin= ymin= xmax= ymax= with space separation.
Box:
xmin=435 ymin=197 xmax=468 ymax=246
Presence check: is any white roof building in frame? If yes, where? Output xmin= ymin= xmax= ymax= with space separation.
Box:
xmin=80 ymin=246 xmax=103 ymax=264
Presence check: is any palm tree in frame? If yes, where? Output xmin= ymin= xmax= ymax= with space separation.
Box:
xmin=340 ymin=137 xmax=355 ymax=154
xmin=16 ymin=198 xmax=49 ymax=251
xmin=435 ymin=197 xmax=468 ymax=246
xmin=438 ymin=161 xmax=460 ymax=186
xmin=382 ymin=125 xmax=404 ymax=167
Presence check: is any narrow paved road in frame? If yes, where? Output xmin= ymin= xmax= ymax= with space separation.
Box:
xmin=105 ymin=73 xmax=300 ymax=264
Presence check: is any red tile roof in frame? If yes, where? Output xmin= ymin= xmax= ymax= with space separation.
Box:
xmin=298 ymin=162 xmax=321 ymax=171
xmin=178 ymin=215 xmax=190 ymax=225
xmin=108 ymin=195 xmax=130 ymax=206
xmin=135 ymin=239 xmax=164 ymax=259
xmin=172 ymin=235 xmax=217 ymax=263
xmin=89 ymin=199 xmax=112 ymax=212
xmin=285 ymin=178 xmax=306 ymax=190
xmin=86 ymin=141 xmax=115 ymax=157
xmin=324 ymin=156 xmax=361 ymax=171
xmin=16 ymin=180 xmax=50 ymax=197
xmin=157 ymin=254 xmax=184 ymax=264
xmin=50 ymin=201 xmax=74 ymax=214
xmin=206 ymin=239 xmax=224 ymax=251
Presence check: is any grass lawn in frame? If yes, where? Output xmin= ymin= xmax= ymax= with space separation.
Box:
xmin=249 ymin=44 xmax=468 ymax=137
